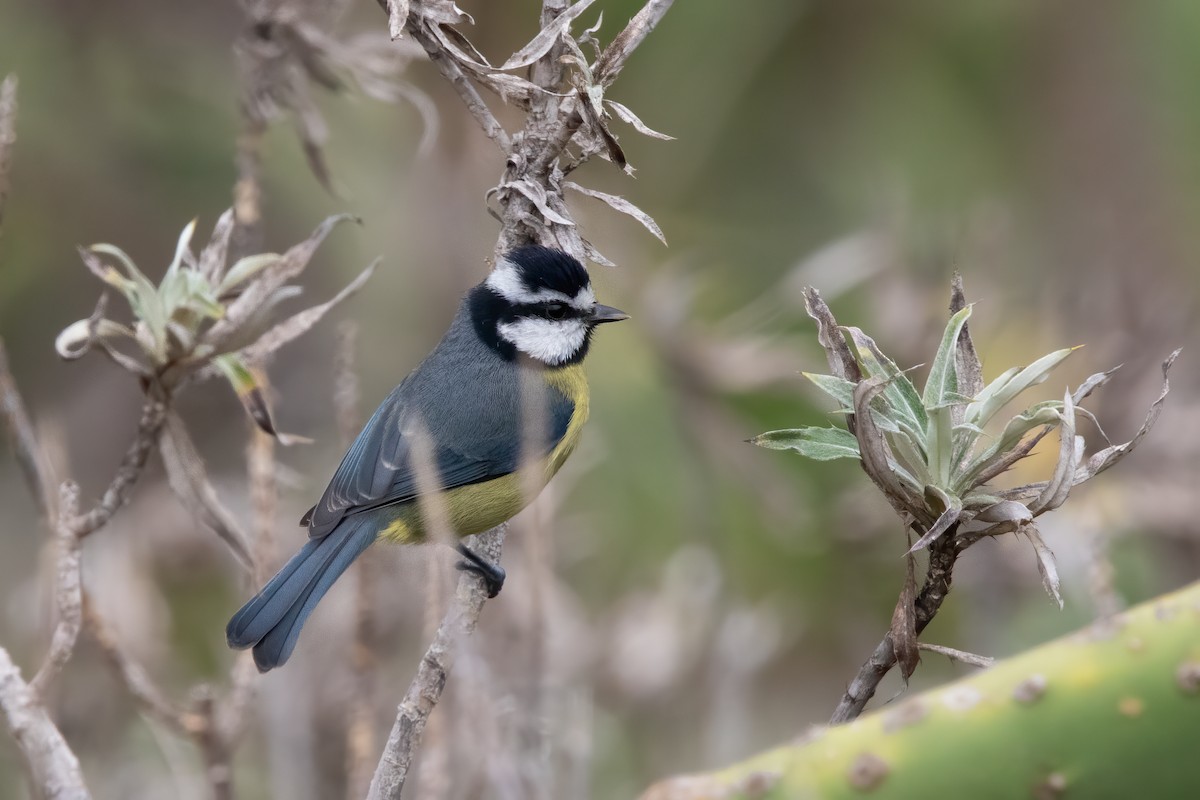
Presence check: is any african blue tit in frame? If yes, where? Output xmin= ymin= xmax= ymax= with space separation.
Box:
xmin=226 ymin=246 xmax=626 ymax=671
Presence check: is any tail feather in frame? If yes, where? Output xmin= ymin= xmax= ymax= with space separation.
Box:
xmin=226 ymin=517 xmax=377 ymax=671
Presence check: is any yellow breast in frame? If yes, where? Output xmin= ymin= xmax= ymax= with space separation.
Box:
xmin=379 ymin=364 xmax=589 ymax=544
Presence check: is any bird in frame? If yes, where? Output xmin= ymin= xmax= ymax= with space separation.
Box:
xmin=226 ymin=245 xmax=627 ymax=672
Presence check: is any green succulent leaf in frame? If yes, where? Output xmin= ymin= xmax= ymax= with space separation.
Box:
xmin=802 ymin=372 xmax=855 ymax=409
xmin=959 ymin=400 xmax=1062 ymax=490
xmin=750 ymin=427 xmax=860 ymax=461
xmin=921 ymin=304 xmax=972 ymax=410
xmin=925 ymin=404 xmax=955 ymax=487
xmin=843 ymin=327 xmax=927 ymax=430
xmin=166 ymin=218 xmax=197 ymax=278
xmin=219 ymin=253 xmax=281 ymax=295
xmin=965 ymin=347 xmax=1079 ymax=428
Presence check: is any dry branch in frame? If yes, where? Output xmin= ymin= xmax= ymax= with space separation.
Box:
xmin=0 ymin=338 xmax=57 ymax=521
xmin=0 ymin=647 xmax=91 ymax=800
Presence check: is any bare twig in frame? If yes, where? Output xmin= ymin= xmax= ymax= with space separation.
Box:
xmin=335 ymin=323 xmax=380 ymax=800
xmin=30 ymin=483 xmax=83 ymax=698
xmin=83 ymin=594 xmax=200 ymax=737
xmin=0 ymin=73 xmax=16 ymax=238
xmin=0 ymin=646 xmax=91 ymax=800
xmin=160 ymin=411 xmax=255 ymax=572
xmin=406 ymin=23 xmax=511 ymax=152
xmin=365 ymin=524 xmax=507 ymax=800
xmin=73 ymin=397 xmax=169 ymax=537
xmin=917 ymin=642 xmax=994 ymax=669
xmin=0 ymin=338 xmax=57 ymax=521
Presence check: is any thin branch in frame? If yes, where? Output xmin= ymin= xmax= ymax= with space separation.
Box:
xmin=30 ymin=483 xmax=83 ymax=698
xmin=365 ymin=524 xmax=507 ymax=800
xmin=0 ymin=73 xmax=16 ymax=238
xmin=0 ymin=646 xmax=91 ymax=800
xmin=829 ymin=529 xmax=959 ymax=724
xmin=335 ymin=322 xmax=380 ymax=800
xmin=160 ymin=411 xmax=255 ymax=572
xmin=73 ymin=397 xmax=168 ymax=537
xmin=83 ymin=594 xmax=201 ymax=737
xmin=918 ymin=642 xmax=994 ymax=669
xmin=0 ymin=338 xmax=57 ymax=521
xmin=593 ymin=0 xmax=675 ymax=87
xmin=406 ymin=22 xmax=511 ymax=152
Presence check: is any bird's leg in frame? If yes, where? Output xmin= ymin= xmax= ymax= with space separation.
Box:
xmin=455 ymin=543 xmax=506 ymax=598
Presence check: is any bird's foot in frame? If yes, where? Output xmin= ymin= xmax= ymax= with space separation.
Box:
xmin=455 ymin=544 xmax=506 ymax=598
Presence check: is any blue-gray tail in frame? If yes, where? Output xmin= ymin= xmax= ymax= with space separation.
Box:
xmin=226 ymin=517 xmax=377 ymax=672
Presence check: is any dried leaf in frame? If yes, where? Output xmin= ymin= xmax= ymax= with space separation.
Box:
xmin=973 ymin=500 xmax=1032 ymax=533
xmin=922 ymin=304 xmax=972 ymax=409
xmin=206 ymin=213 xmax=358 ymax=355
xmin=1071 ymin=365 xmax=1121 ymax=405
xmin=803 ymin=288 xmax=861 ymax=385
xmin=212 ymin=354 xmax=312 ymax=446
xmin=430 ymin=23 xmax=493 ymax=70
xmin=198 ymin=209 xmax=235 ymax=283
xmin=907 ymin=485 xmax=962 ymax=553
xmin=575 ymin=85 xmax=627 ymax=170
xmin=891 ymin=551 xmax=920 ymax=681
xmin=605 ymin=100 xmax=674 ymax=140
xmin=564 ymin=181 xmax=666 ymax=244
xmin=1074 ymin=348 xmax=1181 ymax=482
xmin=240 ymin=259 xmax=378 ymax=364
xmin=1030 ymin=390 xmax=1082 ymax=515
xmin=853 ymin=375 xmax=921 ymax=511
xmin=1023 ymin=524 xmax=1063 ymax=608
xmin=505 ymin=179 xmax=575 ymax=226
xmin=749 ymin=427 xmax=860 ymax=461
xmin=386 ymin=0 xmax=410 ymax=40
xmin=950 ymin=274 xmax=983 ymax=409
xmin=499 ymin=0 xmax=599 ymax=70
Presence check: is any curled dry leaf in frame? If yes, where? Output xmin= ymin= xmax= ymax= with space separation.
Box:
xmin=1023 ymin=524 xmax=1063 ymax=609
xmin=803 ymin=288 xmax=861 ymax=385
xmin=498 ymin=0 xmax=599 ymax=70
xmin=605 ymin=100 xmax=674 ymax=140
xmin=504 ymin=179 xmax=575 ymax=226
xmin=891 ymin=551 xmax=920 ymax=681
xmin=564 ymin=181 xmax=666 ymax=244
xmin=240 ymin=259 xmax=378 ymax=365
xmin=1075 ymin=348 xmax=1181 ymax=482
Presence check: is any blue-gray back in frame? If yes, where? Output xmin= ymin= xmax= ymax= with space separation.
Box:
xmin=303 ymin=302 xmax=574 ymax=539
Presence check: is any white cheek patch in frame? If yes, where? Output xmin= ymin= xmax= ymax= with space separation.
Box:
xmin=487 ymin=259 xmax=596 ymax=311
xmin=497 ymin=318 xmax=588 ymax=366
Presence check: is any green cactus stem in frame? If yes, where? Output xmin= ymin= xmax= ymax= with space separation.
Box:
xmin=641 ymin=580 xmax=1200 ymax=800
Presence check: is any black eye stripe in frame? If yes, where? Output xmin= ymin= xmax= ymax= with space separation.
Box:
xmin=513 ymin=301 xmax=578 ymax=320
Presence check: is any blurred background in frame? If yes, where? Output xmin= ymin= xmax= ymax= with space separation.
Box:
xmin=1 ymin=0 xmax=1198 ymax=798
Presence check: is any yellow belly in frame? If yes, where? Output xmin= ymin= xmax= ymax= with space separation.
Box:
xmin=378 ymin=364 xmax=589 ymax=544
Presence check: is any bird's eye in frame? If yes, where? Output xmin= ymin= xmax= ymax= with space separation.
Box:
xmin=546 ymin=303 xmax=568 ymax=320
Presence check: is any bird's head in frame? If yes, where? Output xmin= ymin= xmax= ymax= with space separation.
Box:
xmin=470 ymin=246 xmax=628 ymax=367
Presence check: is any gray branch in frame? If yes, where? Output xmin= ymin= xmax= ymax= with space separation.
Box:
xmin=0 ymin=647 xmax=91 ymax=800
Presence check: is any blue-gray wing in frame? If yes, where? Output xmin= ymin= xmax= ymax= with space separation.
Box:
xmin=302 ymin=340 xmax=573 ymax=539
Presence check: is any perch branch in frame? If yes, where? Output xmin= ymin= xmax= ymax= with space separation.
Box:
xmin=365 ymin=524 xmax=507 ymax=800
